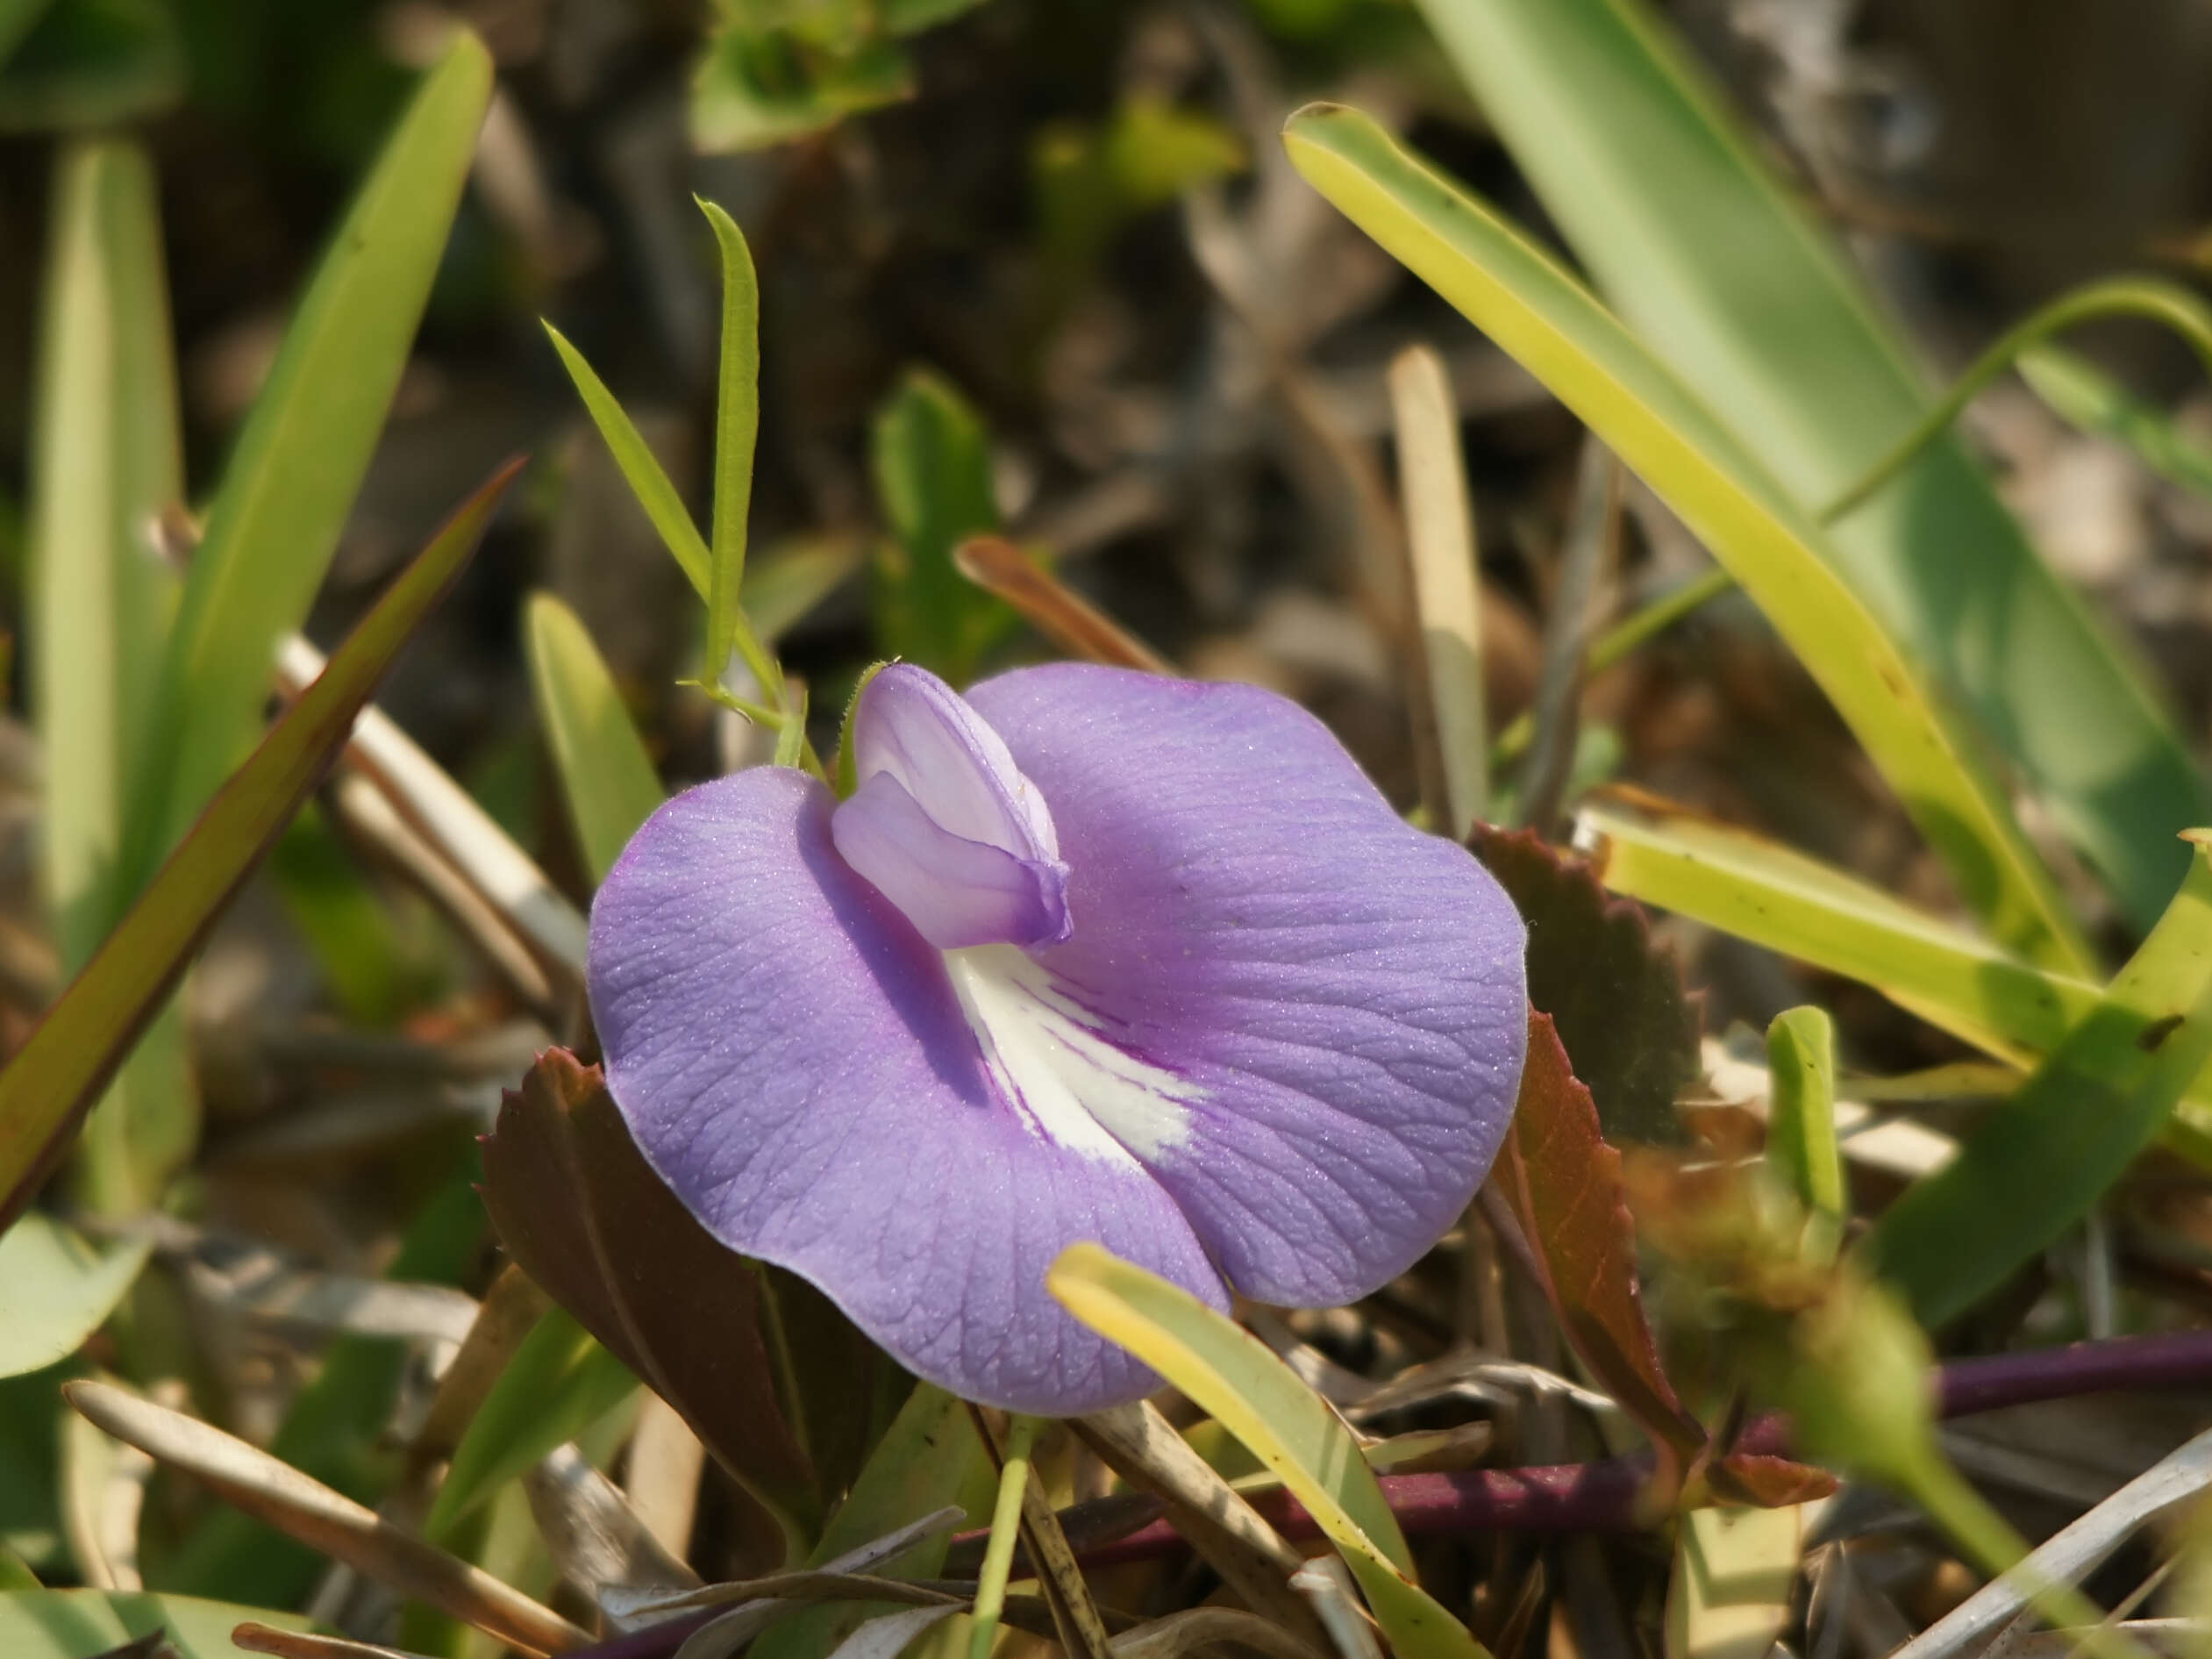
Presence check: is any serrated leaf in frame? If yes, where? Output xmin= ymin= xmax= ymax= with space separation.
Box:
xmin=1473 ymin=824 xmax=1696 ymax=1145
xmin=1282 ymin=104 xmax=2094 ymax=978
xmin=481 ymin=1049 xmax=828 ymax=1548
xmin=1411 ymin=0 xmax=2206 ymax=933
xmin=124 ymin=32 xmax=492 ymax=890
xmin=523 ymin=593 xmax=664 ymax=886
xmin=0 ymin=461 xmax=518 ymax=1235
xmin=0 ymin=1214 xmax=151 ymax=1379
xmin=1498 ymin=1011 xmax=1704 ymax=1476
xmin=1864 ymin=838 xmax=2212 ymax=1327
xmin=1050 ymin=1243 xmax=1492 ymax=1659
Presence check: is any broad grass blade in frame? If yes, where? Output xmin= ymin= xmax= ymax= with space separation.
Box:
xmin=524 ymin=593 xmax=665 ymax=885
xmin=27 ymin=138 xmax=192 ymax=1212
xmin=125 ymin=32 xmax=493 ymax=885
xmin=1284 ymin=104 xmax=2092 ymax=977
xmin=1864 ymin=837 xmax=2212 ymax=1326
xmin=0 ymin=1214 xmax=151 ymax=1379
xmin=1410 ymin=0 xmax=2207 ymax=931
xmin=1049 ymin=1243 xmax=1493 ymax=1659
xmin=0 ymin=461 xmax=519 ymax=1235
xmin=0 ymin=1590 xmax=309 ymax=1659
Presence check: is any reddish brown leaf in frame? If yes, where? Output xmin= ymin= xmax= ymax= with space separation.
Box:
xmin=1473 ymin=825 xmax=1698 ymax=1147
xmin=1709 ymin=1453 xmax=1837 ymax=1508
xmin=482 ymin=1049 xmax=881 ymax=1541
xmin=1500 ymin=1011 xmax=1705 ymax=1480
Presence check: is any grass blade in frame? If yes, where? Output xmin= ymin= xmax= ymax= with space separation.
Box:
xmin=1410 ymin=0 xmax=2207 ymax=931
xmin=1050 ymin=1243 xmax=1493 ymax=1659
xmin=700 ymin=197 xmax=760 ymax=684
xmin=0 ymin=461 xmax=519 ymax=1234
xmin=524 ymin=592 xmax=665 ymax=885
xmin=1863 ymin=835 xmax=2212 ymax=1326
xmin=1284 ymin=104 xmax=2091 ymax=976
xmin=544 ymin=322 xmax=711 ymax=597
xmin=125 ymin=32 xmax=492 ymax=888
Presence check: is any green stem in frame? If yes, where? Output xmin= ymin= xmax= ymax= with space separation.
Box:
xmin=1820 ymin=276 xmax=2212 ymax=525
xmin=1904 ymin=1449 xmax=2153 ymax=1659
xmin=967 ymin=1413 xmax=1040 ymax=1659
xmin=1491 ymin=564 xmax=1736 ymax=769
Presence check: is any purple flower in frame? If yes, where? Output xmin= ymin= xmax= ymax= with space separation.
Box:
xmin=586 ymin=663 xmax=1528 ymax=1414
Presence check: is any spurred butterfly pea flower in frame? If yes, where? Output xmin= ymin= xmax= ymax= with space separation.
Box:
xmin=586 ymin=662 xmax=1527 ymax=1414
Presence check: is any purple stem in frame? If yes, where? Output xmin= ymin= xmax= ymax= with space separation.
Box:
xmin=553 ymin=1328 xmax=2212 ymax=1659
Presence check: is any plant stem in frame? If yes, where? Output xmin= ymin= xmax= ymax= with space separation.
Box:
xmin=968 ymin=1413 xmax=1039 ymax=1659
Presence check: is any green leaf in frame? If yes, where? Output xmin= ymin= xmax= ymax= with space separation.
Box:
xmin=752 ymin=1383 xmax=995 ymax=1659
xmin=1409 ymin=0 xmax=2207 ymax=933
xmin=744 ymin=535 xmax=867 ymax=646
xmin=1035 ymin=97 xmax=1245 ymax=291
xmin=424 ymin=1306 xmax=638 ymax=1540
xmin=1864 ymin=837 xmax=2212 ymax=1326
xmin=25 ymin=138 xmax=191 ymax=1213
xmin=0 ymin=1589 xmax=307 ymax=1657
xmin=701 ymin=197 xmax=761 ymax=687
xmin=523 ymin=593 xmax=664 ymax=887
xmin=0 ymin=0 xmax=59 ymax=67
xmin=869 ymin=368 xmax=1010 ymax=683
xmin=1765 ymin=1007 xmax=1844 ymax=1234
xmin=1283 ymin=104 xmax=2093 ymax=978
xmin=1049 ymin=1243 xmax=1491 ymax=1659
xmin=1574 ymin=793 xmax=2094 ymax=1064
xmin=0 ymin=461 xmax=518 ymax=1236
xmin=0 ymin=0 xmax=183 ymax=132
xmin=123 ymin=31 xmax=493 ymax=891
xmin=2020 ymin=344 xmax=2212 ymax=499
xmin=0 ymin=1215 xmax=150 ymax=1379
xmin=543 ymin=323 xmax=711 ymax=597
xmin=689 ymin=1 xmax=913 ymax=154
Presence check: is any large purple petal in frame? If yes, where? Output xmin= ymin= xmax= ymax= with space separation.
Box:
xmin=587 ymin=767 xmax=1226 ymax=1415
xmin=965 ymin=664 xmax=1527 ymax=1309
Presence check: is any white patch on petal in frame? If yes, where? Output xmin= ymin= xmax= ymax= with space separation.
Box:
xmin=944 ymin=944 xmax=1198 ymax=1165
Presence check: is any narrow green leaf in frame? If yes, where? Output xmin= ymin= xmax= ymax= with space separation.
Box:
xmin=1765 ymin=1007 xmax=1843 ymax=1234
xmin=0 ymin=461 xmax=519 ymax=1235
xmin=424 ymin=1306 xmax=638 ymax=1539
xmin=125 ymin=32 xmax=493 ymax=888
xmin=0 ymin=1589 xmax=307 ymax=1658
xmin=2019 ymin=344 xmax=2212 ymax=499
xmin=26 ymin=137 xmax=192 ymax=1214
xmin=1411 ymin=0 xmax=2207 ymax=931
xmin=967 ymin=1414 xmax=1038 ymax=1659
xmin=0 ymin=1214 xmax=151 ymax=1379
xmin=1864 ymin=837 xmax=2212 ymax=1326
xmin=28 ymin=137 xmax=181 ymax=969
xmin=1050 ymin=1243 xmax=1491 ymax=1659
xmin=700 ymin=197 xmax=760 ymax=685
xmin=523 ymin=592 xmax=664 ymax=886
xmin=774 ymin=678 xmax=811 ymax=772
xmin=1285 ymin=104 xmax=2092 ymax=977
xmin=544 ymin=321 xmax=711 ymax=597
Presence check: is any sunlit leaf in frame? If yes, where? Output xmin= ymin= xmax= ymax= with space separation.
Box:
xmin=1409 ymin=0 xmax=2207 ymax=933
xmin=690 ymin=0 xmax=912 ymax=154
xmin=1666 ymin=1505 xmax=1803 ymax=1659
xmin=1050 ymin=1244 xmax=1491 ymax=1659
xmin=1283 ymin=104 xmax=2092 ymax=977
xmin=523 ymin=594 xmax=664 ymax=887
xmin=124 ymin=32 xmax=493 ymax=889
xmin=0 ymin=1215 xmax=151 ymax=1381
xmin=0 ymin=460 xmax=518 ymax=1237
xmin=1864 ymin=837 xmax=2212 ymax=1326
xmin=701 ymin=197 xmax=761 ymax=688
